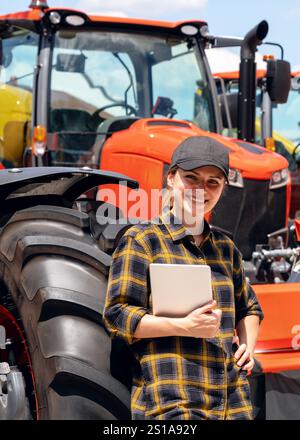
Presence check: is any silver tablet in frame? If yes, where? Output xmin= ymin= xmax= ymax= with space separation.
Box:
xmin=149 ymin=263 xmax=213 ymax=318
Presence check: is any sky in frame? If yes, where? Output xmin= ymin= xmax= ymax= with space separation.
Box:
xmin=1 ymin=0 xmax=299 ymax=69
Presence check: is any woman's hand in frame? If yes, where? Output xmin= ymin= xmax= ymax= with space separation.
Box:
xmin=234 ymin=343 xmax=255 ymax=372
xmin=182 ymin=300 xmax=222 ymax=338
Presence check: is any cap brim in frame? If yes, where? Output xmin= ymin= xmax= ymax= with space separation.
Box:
xmin=177 ymin=159 xmax=229 ymax=183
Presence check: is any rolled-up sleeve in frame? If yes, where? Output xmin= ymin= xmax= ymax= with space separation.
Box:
xmin=232 ymin=245 xmax=264 ymax=325
xmin=103 ymin=229 xmax=151 ymax=345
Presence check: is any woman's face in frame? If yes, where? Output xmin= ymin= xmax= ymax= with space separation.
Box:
xmin=167 ymin=165 xmax=226 ymax=215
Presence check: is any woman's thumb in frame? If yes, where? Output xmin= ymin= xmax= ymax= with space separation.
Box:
xmin=199 ymin=300 xmax=216 ymax=314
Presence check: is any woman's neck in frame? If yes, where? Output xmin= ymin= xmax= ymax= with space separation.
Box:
xmin=170 ymin=207 xmax=204 ymax=246
xmin=192 ymin=234 xmax=203 ymax=247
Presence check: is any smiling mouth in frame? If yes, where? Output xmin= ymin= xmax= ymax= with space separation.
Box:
xmin=190 ymin=198 xmax=206 ymax=204
xmin=188 ymin=197 xmax=209 ymax=204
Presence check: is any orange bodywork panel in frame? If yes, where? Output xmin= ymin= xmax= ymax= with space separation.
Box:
xmin=254 ymin=351 xmax=300 ymax=373
xmin=99 ymin=118 xmax=289 ymax=219
xmin=253 ymin=283 xmax=300 ymax=373
xmin=295 ymin=220 xmax=300 ymax=242
xmin=0 ymin=9 xmax=42 ymax=20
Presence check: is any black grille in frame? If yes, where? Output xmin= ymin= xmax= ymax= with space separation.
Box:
xmin=210 ymin=179 xmax=287 ymax=260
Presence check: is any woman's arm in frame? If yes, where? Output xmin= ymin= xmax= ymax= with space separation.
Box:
xmin=134 ymin=301 xmax=222 ymax=339
xmin=234 ymin=315 xmax=260 ymax=370
xmin=232 ymin=244 xmax=264 ymax=325
xmin=236 ymin=315 xmax=260 ymax=356
xmin=104 ymin=228 xmax=222 ymax=344
xmin=232 ymin=244 xmax=264 ymax=371
xmin=103 ymin=230 xmax=151 ymax=345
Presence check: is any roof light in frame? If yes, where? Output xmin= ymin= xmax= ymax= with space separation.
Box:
xmin=291 ymin=75 xmax=300 ymax=91
xmin=263 ymin=54 xmax=275 ymax=61
xmin=181 ymin=25 xmax=199 ymax=36
xmin=199 ymin=25 xmax=210 ymax=38
xmin=29 ymin=0 xmax=49 ymax=9
xmin=65 ymin=15 xmax=85 ymax=26
xmin=49 ymin=11 xmax=61 ymax=25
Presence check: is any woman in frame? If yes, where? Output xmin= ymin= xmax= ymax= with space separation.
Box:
xmin=103 ymin=135 xmax=264 ymax=420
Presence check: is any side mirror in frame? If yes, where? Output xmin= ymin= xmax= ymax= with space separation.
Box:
xmin=148 ymin=43 xmax=172 ymax=65
xmin=266 ymin=59 xmax=291 ymax=104
xmin=0 ymin=38 xmax=13 ymax=68
xmin=152 ymin=96 xmax=177 ymax=118
xmin=56 ymin=53 xmax=86 ymax=73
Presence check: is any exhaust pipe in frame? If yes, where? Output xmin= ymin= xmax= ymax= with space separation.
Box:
xmin=241 ymin=20 xmax=268 ymax=59
xmin=238 ymin=21 xmax=269 ymax=142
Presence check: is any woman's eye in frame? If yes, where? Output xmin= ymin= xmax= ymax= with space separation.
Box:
xmin=207 ymin=180 xmax=219 ymax=186
xmin=185 ymin=175 xmax=197 ymax=180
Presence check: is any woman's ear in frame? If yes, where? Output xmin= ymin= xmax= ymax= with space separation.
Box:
xmin=166 ymin=171 xmax=175 ymax=189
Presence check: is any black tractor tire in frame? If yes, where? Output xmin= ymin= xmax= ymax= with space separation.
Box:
xmin=0 ymin=204 xmax=131 ymax=420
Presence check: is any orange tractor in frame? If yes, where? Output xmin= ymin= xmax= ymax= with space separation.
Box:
xmin=0 ymin=0 xmax=299 ymax=420
xmin=213 ymin=66 xmax=300 ymax=219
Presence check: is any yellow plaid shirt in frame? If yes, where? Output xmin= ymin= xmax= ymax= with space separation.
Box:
xmin=103 ymin=210 xmax=264 ymax=420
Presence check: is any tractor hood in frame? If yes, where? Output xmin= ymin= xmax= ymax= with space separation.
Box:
xmin=102 ymin=118 xmax=288 ymax=180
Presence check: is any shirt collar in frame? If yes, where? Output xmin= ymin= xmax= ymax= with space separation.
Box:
xmin=158 ymin=209 xmax=212 ymax=244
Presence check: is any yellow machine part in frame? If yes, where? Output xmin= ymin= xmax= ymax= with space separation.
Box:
xmin=272 ymin=131 xmax=296 ymax=155
xmin=0 ymin=83 xmax=32 ymax=166
xmin=255 ymin=118 xmax=296 ymax=155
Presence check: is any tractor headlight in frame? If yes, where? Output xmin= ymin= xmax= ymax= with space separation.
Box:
xmin=270 ymin=168 xmax=289 ymax=189
xmin=228 ymin=168 xmax=244 ymax=188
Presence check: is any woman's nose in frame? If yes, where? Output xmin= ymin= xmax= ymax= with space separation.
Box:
xmin=194 ymin=181 xmax=205 ymax=189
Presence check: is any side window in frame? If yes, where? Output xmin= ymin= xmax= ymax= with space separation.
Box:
xmin=152 ymin=43 xmax=215 ymax=132
xmin=0 ymin=30 xmax=38 ymax=167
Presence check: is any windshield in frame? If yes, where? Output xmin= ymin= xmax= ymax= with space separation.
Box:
xmin=211 ymin=73 xmax=300 ymax=169
xmin=272 ymin=78 xmax=300 ymax=144
xmin=48 ymin=29 xmax=216 ymax=166
xmin=255 ymin=78 xmax=300 ymax=169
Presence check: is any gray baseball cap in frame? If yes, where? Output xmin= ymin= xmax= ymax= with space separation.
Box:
xmin=170 ymin=136 xmax=229 ymax=182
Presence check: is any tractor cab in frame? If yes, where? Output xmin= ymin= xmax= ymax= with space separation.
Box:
xmin=0 ymin=2 xmax=292 ymax=260
xmin=0 ymin=6 xmax=218 ymax=168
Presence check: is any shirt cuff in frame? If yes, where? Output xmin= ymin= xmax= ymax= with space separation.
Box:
xmin=104 ymin=305 xmax=149 ymax=345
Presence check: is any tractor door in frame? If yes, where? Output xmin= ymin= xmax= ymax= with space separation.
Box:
xmin=0 ymin=26 xmax=39 ymax=167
